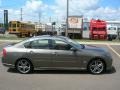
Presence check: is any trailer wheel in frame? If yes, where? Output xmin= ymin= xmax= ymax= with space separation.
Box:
xmin=108 ymin=35 xmax=112 ymax=41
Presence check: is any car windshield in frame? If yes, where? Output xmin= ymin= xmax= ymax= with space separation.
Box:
xmin=67 ymin=38 xmax=83 ymax=49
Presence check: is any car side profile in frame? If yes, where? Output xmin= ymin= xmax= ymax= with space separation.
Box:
xmin=2 ymin=35 xmax=113 ymax=74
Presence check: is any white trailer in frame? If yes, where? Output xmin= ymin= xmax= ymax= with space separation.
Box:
xmin=107 ymin=25 xmax=117 ymax=40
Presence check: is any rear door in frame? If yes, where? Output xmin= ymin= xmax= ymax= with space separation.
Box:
xmin=24 ymin=39 xmax=52 ymax=67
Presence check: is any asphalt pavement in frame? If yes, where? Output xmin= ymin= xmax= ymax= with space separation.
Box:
xmin=0 ymin=42 xmax=120 ymax=90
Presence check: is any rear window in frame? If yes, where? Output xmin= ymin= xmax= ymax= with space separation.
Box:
xmin=24 ymin=39 xmax=50 ymax=49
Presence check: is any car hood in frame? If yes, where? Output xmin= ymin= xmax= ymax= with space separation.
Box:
xmin=83 ymin=45 xmax=107 ymax=52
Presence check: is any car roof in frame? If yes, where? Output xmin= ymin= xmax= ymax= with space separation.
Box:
xmin=31 ymin=35 xmax=69 ymax=41
xmin=14 ymin=35 xmax=68 ymax=47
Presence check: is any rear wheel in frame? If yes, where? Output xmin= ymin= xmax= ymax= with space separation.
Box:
xmin=16 ymin=59 xmax=33 ymax=74
xmin=88 ymin=59 xmax=105 ymax=74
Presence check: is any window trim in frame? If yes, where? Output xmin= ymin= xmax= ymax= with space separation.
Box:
xmin=50 ymin=39 xmax=73 ymax=51
xmin=24 ymin=39 xmax=51 ymax=49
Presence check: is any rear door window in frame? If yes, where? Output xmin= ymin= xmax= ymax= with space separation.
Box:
xmin=24 ymin=39 xmax=50 ymax=49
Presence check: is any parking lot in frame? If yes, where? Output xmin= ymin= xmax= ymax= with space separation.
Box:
xmin=0 ymin=42 xmax=120 ymax=90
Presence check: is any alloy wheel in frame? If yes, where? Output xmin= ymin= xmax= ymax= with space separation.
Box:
xmin=16 ymin=59 xmax=32 ymax=74
xmin=89 ymin=60 xmax=105 ymax=74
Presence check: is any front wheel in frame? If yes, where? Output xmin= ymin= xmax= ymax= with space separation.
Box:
xmin=16 ymin=59 xmax=33 ymax=74
xmin=88 ymin=59 xmax=105 ymax=74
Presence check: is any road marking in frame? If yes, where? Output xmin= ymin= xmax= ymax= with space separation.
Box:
xmin=107 ymin=45 xmax=120 ymax=58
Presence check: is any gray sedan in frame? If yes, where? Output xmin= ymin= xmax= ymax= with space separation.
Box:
xmin=2 ymin=35 xmax=113 ymax=74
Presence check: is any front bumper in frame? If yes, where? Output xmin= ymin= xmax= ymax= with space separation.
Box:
xmin=105 ymin=57 xmax=113 ymax=71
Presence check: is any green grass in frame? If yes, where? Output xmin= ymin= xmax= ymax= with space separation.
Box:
xmin=74 ymin=39 xmax=120 ymax=43
xmin=0 ymin=36 xmax=28 ymax=40
xmin=0 ymin=37 xmax=26 ymax=40
xmin=0 ymin=34 xmax=120 ymax=43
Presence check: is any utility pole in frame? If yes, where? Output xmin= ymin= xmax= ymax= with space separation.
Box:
xmin=38 ymin=12 xmax=41 ymax=24
xmin=49 ymin=16 xmax=51 ymax=23
xmin=66 ymin=0 xmax=69 ymax=37
xmin=20 ymin=8 xmax=23 ymax=21
xmin=38 ymin=12 xmax=42 ymax=35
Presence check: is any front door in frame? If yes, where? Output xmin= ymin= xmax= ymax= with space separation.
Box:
xmin=51 ymin=39 xmax=80 ymax=68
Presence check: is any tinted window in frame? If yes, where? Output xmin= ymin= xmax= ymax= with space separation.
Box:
xmin=52 ymin=40 xmax=72 ymax=50
xmin=24 ymin=41 xmax=31 ymax=48
xmin=24 ymin=39 xmax=49 ymax=49
xmin=108 ymin=27 xmax=116 ymax=30
xmin=118 ymin=28 xmax=120 ymax=30
xmin=83 ymin=27 xmax=87 ymax=31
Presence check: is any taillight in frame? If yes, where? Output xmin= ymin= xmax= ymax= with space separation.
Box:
xmin=2 ymin=49 xmax=7 ymax=57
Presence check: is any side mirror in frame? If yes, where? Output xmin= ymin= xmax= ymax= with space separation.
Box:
xmin=81 ymin=44 xmax=85 ymax=49
xmin=70 ymin=47 xmax=77 ymax=52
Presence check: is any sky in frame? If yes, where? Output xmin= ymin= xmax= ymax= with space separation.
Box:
xmin=0 ymin=0 xmax=120 ymax=23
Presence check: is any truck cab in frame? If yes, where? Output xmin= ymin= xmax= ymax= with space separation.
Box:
xmin=107 ymin=25 xmax=117 ymax=40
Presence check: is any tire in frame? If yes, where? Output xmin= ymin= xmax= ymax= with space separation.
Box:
xmin=16 ymin=59 xmax=33 ymax=74
xmin=88 ymin=59 xmax=105 ymax=74
xmin=17 ymin=33 xmax=22 ymax=38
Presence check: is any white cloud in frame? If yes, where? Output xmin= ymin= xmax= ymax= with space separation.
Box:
xmin=50 ymin=0 xmax=100 ymax=21
xmin=50 ymin=0 xmax=120 ymax=22
xmin=2 ymin=0 xmax=49 ymax=23
xmin=23 ymin=0 xmax=48 ymax=13
xmin=85 ymin=7 xmax=120 ymax=20
xmin=21 ymin=0 xmax=49 ymax=22
xmin=1 ymin=0 xmax=120 ymax=23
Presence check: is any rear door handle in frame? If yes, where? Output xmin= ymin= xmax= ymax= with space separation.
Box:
xmin=30 ymin=51 xmax=34 ymax=54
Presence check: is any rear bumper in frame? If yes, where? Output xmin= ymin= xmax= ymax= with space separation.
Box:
xmin=2 ymin=57 xmax=15 ymax=68
xmin=2 ymin=63 xmax=15 ymax=68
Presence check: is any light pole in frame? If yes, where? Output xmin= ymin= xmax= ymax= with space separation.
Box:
xmin=65 ymin=0 xmax=69 ymax=37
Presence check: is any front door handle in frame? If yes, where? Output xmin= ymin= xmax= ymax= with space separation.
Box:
xmin=52 ymin=52 xmax=57 ymax=55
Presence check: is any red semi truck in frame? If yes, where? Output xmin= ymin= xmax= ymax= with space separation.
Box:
xmin=89 ymin=19 xmax=107 ymax=40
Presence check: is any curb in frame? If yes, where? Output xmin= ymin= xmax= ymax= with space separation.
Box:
xmin=79 ymin=42 xmax=120 ymax=45
xmin=0 ymin=40 xmax=120 ymax=45
xmin=0 ymin=40 xmax=21 ymax=42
